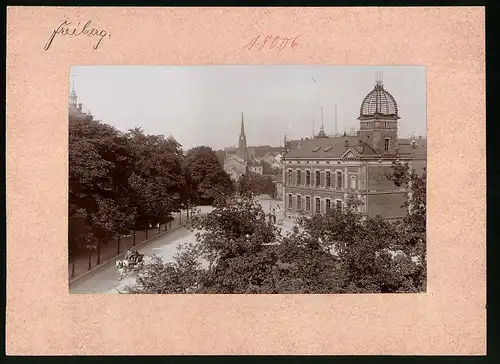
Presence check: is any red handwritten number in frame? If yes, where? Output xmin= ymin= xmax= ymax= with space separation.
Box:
xmin=258 ymin=35 xmax=273 ymax=50
xmin=244 ymin=35 xmax=260 ymax=50
xmin=279 ymin=38 xmax=289 ymax=51
xmin=269 ymin=36 xmax=280 ymax=50
xmin=244 ymin=35 xmax=301 ymax=51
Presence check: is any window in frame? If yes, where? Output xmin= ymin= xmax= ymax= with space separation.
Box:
xmin=326 ymin=198 xmax=331 ymax=211
xmin=306 ymin=171 xmax=311 ymax=186
xmin=296 ymin=169 xmax=301 ymax=185
xmin=288 ymin=194 xmax=293 ymax=210
xmin=315 ymin=171 xmax=321 ymax=187
xmin=384 ymin=138 xmax=390 ymax=152
xmin=350 ymin=175 xmax=357 ymax=190
xmin=306 ymin=196 xmax=311 ymax=211
xmin=315 ymin=197 xmax=321 ymax=213
xmin=326 ymin=171 xmax=331 ymax=188
xmin=297 ymin=195 xmax=302 ymax=210
xmin=336 ymin=199 xmax=343 ymax=211
xmin=336 ymin=171 xmax=343 ymax=189
xmin=288 ymin=170 xmax=292 ymax=184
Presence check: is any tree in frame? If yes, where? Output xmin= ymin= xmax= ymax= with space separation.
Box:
xmin=214 ymin=149 xmax=226 ymax=167
xmin=183 ymin=146 xmax=234 ymax=205
xmin=69 ymin=115 xmax=133 ymax=268
xmin=126 ymin=129 xmax=185 ymax=233
xmin=69 ymin=118 xmax=186 ymax=268
xmin=386 ymin=161 xmax=427 ymax=290
xmin=261 ymin=161 xmax=274 ymax=175
xmin=237 ymin=174 xmax=277 ymax=198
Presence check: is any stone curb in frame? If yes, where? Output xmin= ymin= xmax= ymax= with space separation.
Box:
xmin=69 ymin=224 xmax=184 ymax=285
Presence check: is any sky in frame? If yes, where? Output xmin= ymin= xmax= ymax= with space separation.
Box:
xmin=70 ymin=66 xmax=426 ymax=150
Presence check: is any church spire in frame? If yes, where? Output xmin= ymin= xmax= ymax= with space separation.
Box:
xmin=237 ymin=112 xmax=248 ymax=163
xmin=240 ymin=112 xmax=245 ymax=135
xmin=69 ymin=73 xmax=78 ymax=106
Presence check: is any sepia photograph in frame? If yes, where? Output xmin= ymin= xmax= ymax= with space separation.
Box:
xmin=68 ymin=65 xmax=427 ymax=294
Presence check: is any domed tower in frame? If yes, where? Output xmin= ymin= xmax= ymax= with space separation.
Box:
xmin=358 ymin=74 xmax=400 ymax=154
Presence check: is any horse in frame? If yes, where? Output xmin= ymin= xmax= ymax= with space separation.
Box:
xmin=115 ymin=254 xmax=153 ymax=280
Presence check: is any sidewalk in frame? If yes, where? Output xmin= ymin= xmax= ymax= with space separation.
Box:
xmin=68 ymin=212 xmax=188 ymax=281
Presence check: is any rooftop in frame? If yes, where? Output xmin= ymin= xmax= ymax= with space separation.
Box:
xmin=284 ymin=135 xmax=426 ymax=159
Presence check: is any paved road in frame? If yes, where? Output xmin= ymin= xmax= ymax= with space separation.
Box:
xmin=69 ymin=227 xmax=195 ymax=294
xmin=69 ymin=197 xmax=294 ymax=294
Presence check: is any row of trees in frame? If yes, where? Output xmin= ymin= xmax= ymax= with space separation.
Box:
xmin=69 ymin=114 xmax=234 ymax=272
xmin=125 ymin=162 xmax=427 ymax=294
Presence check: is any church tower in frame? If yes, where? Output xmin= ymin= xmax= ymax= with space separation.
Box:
xmin=237 ymin=112 xmax=248 ymax=162
xmin=358 ymin=73 xmax=400 ymax=154
xmin=69 ymin=77 xmax=78 ymax=112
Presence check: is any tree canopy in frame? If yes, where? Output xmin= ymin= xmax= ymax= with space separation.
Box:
xmin=68 ymin=117 xmax=234 ymax=267
xmin=183 ymin=146 xmax=234 ymax=205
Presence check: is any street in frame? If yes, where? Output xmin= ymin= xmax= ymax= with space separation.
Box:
xmin=69 ymin=227 xmax=194 ymax=294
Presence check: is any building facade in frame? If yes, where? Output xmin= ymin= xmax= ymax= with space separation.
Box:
xmin=249 ymin=165 xmax=264 ymax=175
xmin=281 ymin=79 xmax=426 ymax=220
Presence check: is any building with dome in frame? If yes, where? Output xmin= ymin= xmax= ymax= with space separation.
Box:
xmin=281 ymin=77 xmax=427 ymax=220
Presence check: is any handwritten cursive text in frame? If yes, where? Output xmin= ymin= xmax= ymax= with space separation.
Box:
xmin=44 ymin=21 xmax=110 ymax=51
xmin=243 ymin=35 xmax=301 ymax=51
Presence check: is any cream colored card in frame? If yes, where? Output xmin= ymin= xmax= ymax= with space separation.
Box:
xmin=6 ymin=6 xmax=485 ymax=355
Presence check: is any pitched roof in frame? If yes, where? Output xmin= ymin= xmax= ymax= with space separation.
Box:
xmin=397 ymin=138 xmax=427 ymax=158
xmin=285 ymin=136 xmax=371 ymax=158
xmin=284 ymin=136 xmax=427 ymax=159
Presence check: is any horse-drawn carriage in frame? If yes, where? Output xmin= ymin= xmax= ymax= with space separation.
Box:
xmin=115 ymin=249 xmax=148 ymax=279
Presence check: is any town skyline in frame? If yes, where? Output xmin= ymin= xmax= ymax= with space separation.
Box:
xmin=70 ymin=66 xmax=427 ymax=150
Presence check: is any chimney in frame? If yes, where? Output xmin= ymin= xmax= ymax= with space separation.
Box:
xmin=357 ymin=140 xmax=363 ymax=153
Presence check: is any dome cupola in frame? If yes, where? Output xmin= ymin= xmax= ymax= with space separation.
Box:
xmin=359 ymin=78 xmax=399 ymax=119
